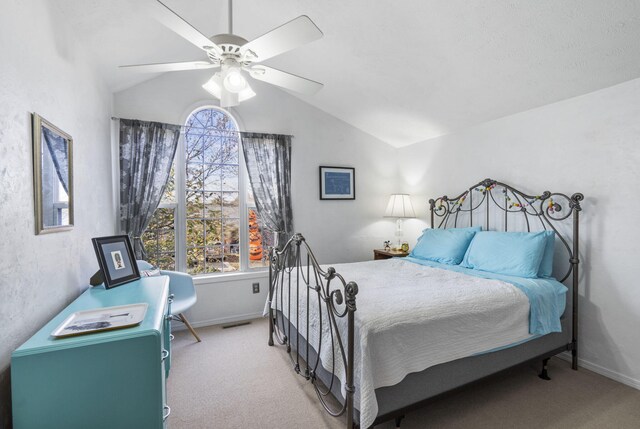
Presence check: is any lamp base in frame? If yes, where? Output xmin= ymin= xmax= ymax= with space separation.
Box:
xmin=395 ymin=218 xmax=404 ymax=249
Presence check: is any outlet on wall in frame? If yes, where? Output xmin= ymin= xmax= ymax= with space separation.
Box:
xmin=252 ymin=282 xmax=260 ymax=294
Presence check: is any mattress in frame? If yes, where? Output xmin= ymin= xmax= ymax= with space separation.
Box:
xmin=268 ymin=258 xmax=568 ymax=429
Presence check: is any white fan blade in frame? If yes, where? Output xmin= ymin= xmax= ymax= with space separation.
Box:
xmin=248 ymin=65 xmax=323 ymax=94
xmin=152 ymin=0 xmax=222 ymax=55
xmin=120 ymin=61 xmax=218 ymax=73
xmin=241 ymin=16 xmax=322 ymax=62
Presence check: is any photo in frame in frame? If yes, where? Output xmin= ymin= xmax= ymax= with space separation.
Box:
xmin=319 ymin=166 xmax=355 ymax=200
xmin=91 ymin=235 xmax=141 ymax=289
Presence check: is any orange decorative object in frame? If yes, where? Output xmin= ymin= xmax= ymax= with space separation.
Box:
xmin=249 ymin=209 xmax=263 ymax=261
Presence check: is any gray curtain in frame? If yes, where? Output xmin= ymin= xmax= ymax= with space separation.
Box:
xmin=120 ymin=119 xmax=180 ymax=259
xmin=241 ymin=132 xmax=294 ymax=250
xmin=42 ymin=127 xmax=69 ymax=193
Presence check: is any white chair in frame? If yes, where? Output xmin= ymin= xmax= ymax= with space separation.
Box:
xmin=137 ymin=260 xmax=201 ymax=342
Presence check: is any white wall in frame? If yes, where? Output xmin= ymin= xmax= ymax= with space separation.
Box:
xmin=0 ymin=1 xmax=115 ymax=426
xmin=114 ymin=71 xmax=398 ymax=326
xmin=397 ymin=78 xmax=640 ymax=389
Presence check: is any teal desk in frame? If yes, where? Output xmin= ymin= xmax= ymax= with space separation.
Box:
xmin=12 ymin=276 xmax=172 ymax=429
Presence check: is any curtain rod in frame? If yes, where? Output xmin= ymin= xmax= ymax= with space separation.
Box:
xmin=110 ymin=117 xmax=294 ymax=138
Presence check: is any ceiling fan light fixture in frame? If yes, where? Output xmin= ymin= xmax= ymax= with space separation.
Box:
xmin=238 ymin=84 xmax=257 ymax=102
xmin=223 ymin=68 xmax=247 ymax=93
xmin=202 ymin=73 xmax=255 ymax=108
xmin=202 ymin=74 xmax=223 ymax=99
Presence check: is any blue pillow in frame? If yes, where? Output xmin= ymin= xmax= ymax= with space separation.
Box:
xmin=461 ymin=231 xmax=548 ymax=278
xmin=410 ymin=227 xmax=481 ymax=265
xmin=537 ymin=231 xmax=556 ymax=278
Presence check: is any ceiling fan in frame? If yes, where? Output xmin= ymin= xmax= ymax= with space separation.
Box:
xmin=120 ymin=0 xmax=324 ymax=107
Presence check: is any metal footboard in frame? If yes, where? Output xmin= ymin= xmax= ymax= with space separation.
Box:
xmin=267 ymin=233 xmax=358 ymax=428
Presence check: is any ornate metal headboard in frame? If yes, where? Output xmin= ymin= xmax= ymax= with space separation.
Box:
xmin=428 ymin=178 xmax=583 ymax=282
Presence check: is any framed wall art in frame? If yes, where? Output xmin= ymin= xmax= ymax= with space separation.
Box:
xmin=319 ymin=166 xmax=355 ymax=200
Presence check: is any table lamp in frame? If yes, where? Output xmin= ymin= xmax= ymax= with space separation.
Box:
xmin=384 ymin=194 xmax=416 ymax=250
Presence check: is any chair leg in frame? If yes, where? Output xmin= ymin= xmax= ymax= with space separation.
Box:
xmin=179 ymin=313 xmax=201 ymax=342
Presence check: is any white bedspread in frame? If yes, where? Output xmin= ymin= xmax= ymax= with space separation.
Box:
xmin=268 ymin=258 xmax=533 ymax=428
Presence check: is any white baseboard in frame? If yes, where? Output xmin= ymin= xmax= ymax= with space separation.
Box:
xmin=171 ymin=312 xmax=265 ymax=331
xmin=557 ymin=352 xmax=640 ymax=390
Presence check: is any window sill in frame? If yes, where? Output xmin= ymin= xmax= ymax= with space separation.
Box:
xmin=193 ymin=269 xmax=269 ymax=285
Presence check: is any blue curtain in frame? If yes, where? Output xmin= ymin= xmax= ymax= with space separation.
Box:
xmin=120 ymin=119 xmax=180 ymax=259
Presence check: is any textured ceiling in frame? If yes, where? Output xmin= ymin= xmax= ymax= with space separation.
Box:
xmin=56 ymin=0 xmax=640 ymax=147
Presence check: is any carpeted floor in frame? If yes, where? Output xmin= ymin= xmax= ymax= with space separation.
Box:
xmin=167 ymin=318 xmax=640 ymax=428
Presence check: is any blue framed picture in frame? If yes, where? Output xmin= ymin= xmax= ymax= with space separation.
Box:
xmin=319 ymin=166 xmax=355 ymax=200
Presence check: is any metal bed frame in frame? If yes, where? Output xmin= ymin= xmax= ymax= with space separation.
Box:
xmin=267 ymin=178 xmax=583 ymax=428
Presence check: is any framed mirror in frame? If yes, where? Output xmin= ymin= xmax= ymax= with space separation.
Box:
xmin=32 ymin=113 xmax=74 ymax=234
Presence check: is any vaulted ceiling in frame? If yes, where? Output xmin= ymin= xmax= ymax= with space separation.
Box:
xmin=56 ymin=0 xmax=640 ymax=147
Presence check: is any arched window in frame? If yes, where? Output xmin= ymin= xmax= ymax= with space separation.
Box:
xmin=142 ymin=107 xmax=268 ymax=274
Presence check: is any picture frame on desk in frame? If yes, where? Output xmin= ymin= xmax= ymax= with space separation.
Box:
xmin=92 ymin=235 xmax=141 ymax=289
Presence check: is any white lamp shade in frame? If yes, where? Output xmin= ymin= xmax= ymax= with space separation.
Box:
xmin=384 ymin=194 xmax=416 ymax=218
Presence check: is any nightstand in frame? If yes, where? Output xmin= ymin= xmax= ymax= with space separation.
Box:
xmin=374 ymin=249 xmax=409 ymax=260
